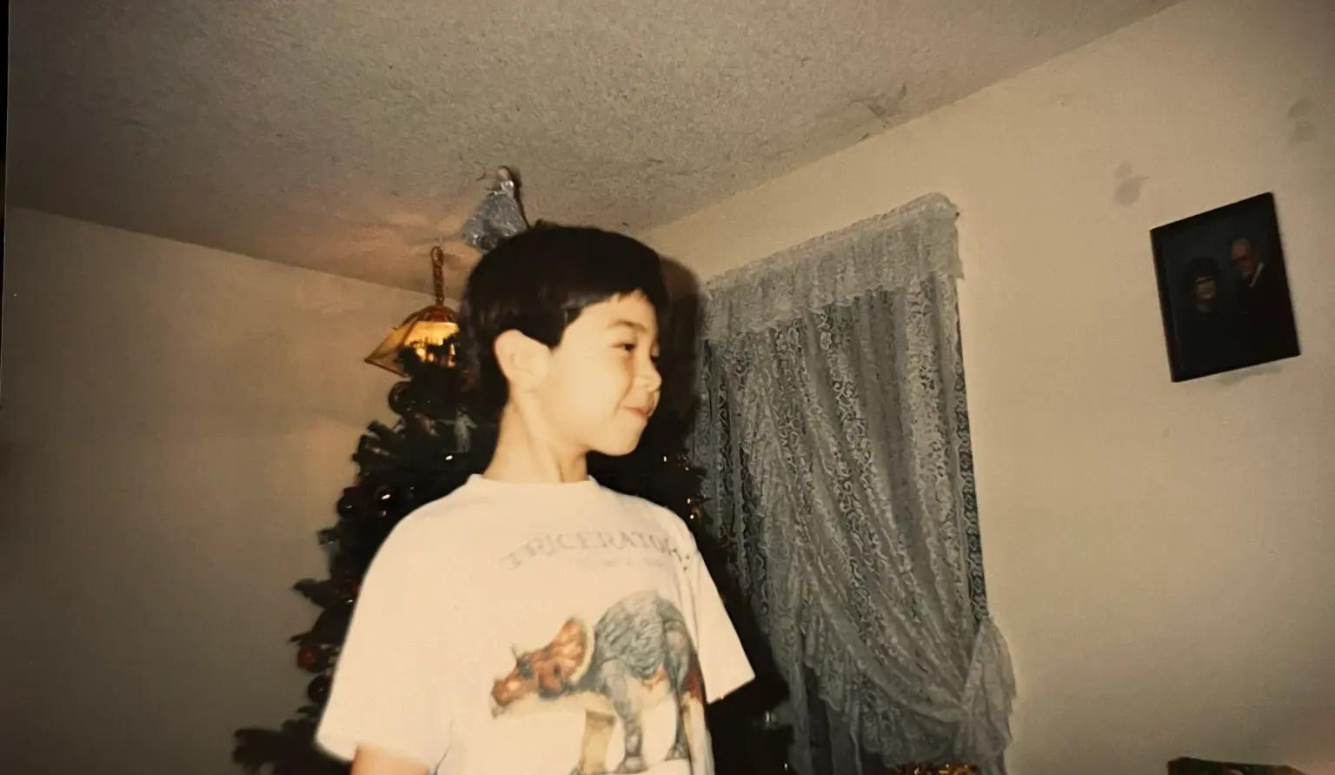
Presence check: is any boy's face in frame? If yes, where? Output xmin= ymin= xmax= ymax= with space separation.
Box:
xmin=534 ymin=291 xmax=662 ymax=457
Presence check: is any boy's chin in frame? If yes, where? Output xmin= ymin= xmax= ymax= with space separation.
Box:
xmin=590 ymin=433 xmax=645 ymax=458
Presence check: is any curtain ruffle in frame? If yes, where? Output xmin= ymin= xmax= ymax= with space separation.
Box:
xmin=700 ymin=193 xmax=961 ymax=339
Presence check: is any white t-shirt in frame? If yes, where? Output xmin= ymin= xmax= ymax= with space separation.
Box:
xmin=316 ymin=473 xmax=754 ymax=775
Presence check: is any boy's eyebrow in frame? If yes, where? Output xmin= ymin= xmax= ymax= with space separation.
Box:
xmin=606 ymin=319 xmax=652 ymax=333
xmin=607 ymin=319 xmax=661 ymax=351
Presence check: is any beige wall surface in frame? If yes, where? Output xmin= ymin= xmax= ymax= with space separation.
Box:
xmin=645 ymin=1 xmax=1335 ymax=772
xmin=0 ymin=208 xmax=428 ymax=774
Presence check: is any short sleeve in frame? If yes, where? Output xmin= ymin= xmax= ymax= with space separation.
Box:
xmin=684 ymin=531 xmax=755 ymax=703
xmin=315 ymin=519 xmax=453 ymax=767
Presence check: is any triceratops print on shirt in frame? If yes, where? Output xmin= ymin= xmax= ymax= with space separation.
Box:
xmin=490 ymin=591 xmax=705 ymax=775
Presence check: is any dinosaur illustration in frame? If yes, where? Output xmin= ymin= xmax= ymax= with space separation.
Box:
xmin=490 ymin=591 xmax=705 ymax=774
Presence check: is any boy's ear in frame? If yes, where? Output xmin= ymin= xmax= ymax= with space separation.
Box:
xmin=493 ymin=329 xmax=552 ymax=390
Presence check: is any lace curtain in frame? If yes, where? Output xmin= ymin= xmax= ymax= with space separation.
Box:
xmin=670 ymin=194 xmax=1015 ymax=774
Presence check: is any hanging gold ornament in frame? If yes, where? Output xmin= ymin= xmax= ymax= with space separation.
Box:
xmin=365 ymin=246 xmax=461 ymax=376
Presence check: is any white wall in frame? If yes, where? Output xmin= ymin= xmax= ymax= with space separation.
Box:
xmin=644 ymin=0 xmax=1335 ymax=772
xmin=0 ymin=209 xmax=428 ymax=774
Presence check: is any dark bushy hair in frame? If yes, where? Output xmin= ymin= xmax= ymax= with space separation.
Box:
xmin=1184 ymin=255 xmax=1220 ymax=291
xmin=457 ymin=223 xmax=668 ymax=418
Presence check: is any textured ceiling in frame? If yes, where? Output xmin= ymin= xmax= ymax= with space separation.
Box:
xmin=9 ymin=0 xmax=1176 ymax=297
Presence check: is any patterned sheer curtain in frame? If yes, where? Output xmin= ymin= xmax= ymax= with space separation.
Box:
xmin=671 ymin=194 xmax=1015 ymax=774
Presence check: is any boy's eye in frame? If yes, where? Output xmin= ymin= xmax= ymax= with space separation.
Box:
xmin=614 ymin=342 xmax=660 ymax=363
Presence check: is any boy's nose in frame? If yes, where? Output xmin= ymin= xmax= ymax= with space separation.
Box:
xmin=640 ymin=362 xmax=663 ymax=392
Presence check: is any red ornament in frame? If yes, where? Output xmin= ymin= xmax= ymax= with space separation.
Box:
xmin=296 ymin=645 xmax=320 ymax=672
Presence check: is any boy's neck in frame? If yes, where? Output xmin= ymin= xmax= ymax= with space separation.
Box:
xmin=482 ymin=403 xmax=589 ymax=484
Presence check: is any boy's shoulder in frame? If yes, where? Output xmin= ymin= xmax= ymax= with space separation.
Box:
xmin=388 ymin=479 xmax=493 ymax=533
xmin=602 ymin=489 xmax=700 ymax=551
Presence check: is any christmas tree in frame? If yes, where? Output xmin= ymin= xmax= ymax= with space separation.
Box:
xmin=230 ymin=338 xmax=487 ymax=774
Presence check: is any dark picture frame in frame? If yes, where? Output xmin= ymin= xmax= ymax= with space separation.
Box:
xmin=1150 ymin=192 xmax=1300 ymax=382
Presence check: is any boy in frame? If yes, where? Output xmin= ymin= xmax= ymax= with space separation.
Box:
xmin=316 ymin=225 xmax=754 ymax=775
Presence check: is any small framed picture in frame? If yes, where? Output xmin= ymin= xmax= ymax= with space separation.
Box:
xmin=1150 ymin=192 xmax=1300 ymax=382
